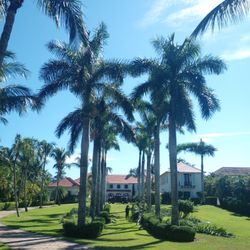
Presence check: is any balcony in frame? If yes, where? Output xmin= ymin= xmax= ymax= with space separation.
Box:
xmin=180 ymin=183 xmax=195 ymax=189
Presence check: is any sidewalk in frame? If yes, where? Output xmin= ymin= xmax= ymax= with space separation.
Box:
xmin=0 ymin=209 xmax=92 ymax=250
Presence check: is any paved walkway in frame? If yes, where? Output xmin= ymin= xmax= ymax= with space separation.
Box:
xmin=0 ymin=208 xmax=92 ymax=250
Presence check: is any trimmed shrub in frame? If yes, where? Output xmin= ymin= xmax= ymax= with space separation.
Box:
xmin=190 ymin=197 xmax=201 ymax=205
xmin=178 ymin=200 xmax=194 ymax=218
xmin=196 ymin=223 xmax=234 ymax=238
xmin=0 ymin=202 xmax=5 ymax=211
xmin=99 ymin=211 xmax=111 ymax=224
xmin=63 ymin=221 xmax=104 ymax=239
xmin=205 ymin=196 xmax=217 ymax=206
xmin=168 ymin=225 xmax=196 ymax=242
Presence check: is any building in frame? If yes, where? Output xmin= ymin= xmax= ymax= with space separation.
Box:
xmin=160 ymin=162 xmax=201 ymax=198
xmin=106 ymin=175 xmax=138 ymax=201
xmin=48 ymin=177 xmax=80 ymax=196
xmin=213 ymin=167 xmax=250 ymax=176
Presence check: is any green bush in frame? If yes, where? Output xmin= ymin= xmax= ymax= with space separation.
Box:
xmin=190 ymin=197 xmax=201 ymax=205
xmin=99 ymin=211 xmax=111 ymax=224
xmin=196 ymin=223 xmax=234 ymax=237
xmin=0 ymin=202 xmax=16 ymax=211
xmin=63 ymin=221 xmax=104 ymax=239
xmin=103 ymin=204 xmax=111 ymax=214
xmin=0 ymin=202 xmax=5 ymax=211
xmin=168 ymin=225 xmax=196 ymax=242
xmin=178 ymin=200 xmax=194 ymax=218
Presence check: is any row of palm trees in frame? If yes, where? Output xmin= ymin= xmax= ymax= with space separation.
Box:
xmin=0 ymin=135 xmax=72 ymax=216
xmin=0 ymin=0 xmax=247 ymax=227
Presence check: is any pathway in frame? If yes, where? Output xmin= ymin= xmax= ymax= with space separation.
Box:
xmin=0 ymin=208 xmax=92 ymax=250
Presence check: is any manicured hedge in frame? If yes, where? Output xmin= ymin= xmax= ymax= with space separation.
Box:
xmin=205 ymin=196 xmax=217 ymax=206
xmin=141 ymin=213 xmax=195 ymax=242
xmin=0 ymin=202 xmax=15 ymax=211
xmin=63 ymin=221 xmax=104 ymax=239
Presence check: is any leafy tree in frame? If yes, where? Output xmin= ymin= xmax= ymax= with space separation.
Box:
xmin=37 ymin=140 xmax=55 ymax=208
xmin=192 ymin=0 xmax=250 ymax=37
xmin=50 ymin=147 xmax=70 ymax=205
xmin=177 ymin=139 xmax=217 ymax=203
xmin=0 ymin=0 xmax=87 ymax=65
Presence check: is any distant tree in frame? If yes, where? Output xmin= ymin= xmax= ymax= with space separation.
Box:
xmin=177 ymin=139 xmax=217 ymax=203
xmin=50 ymin=147 xmax=70 ymax=205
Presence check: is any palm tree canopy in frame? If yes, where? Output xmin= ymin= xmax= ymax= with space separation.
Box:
xmin=131 ymin=34 xmax=227 ymax=132
xmin=177 ymin=141 xmax=217 ymax=157
xmin=192 ymin=0 xmax=250 ymax=37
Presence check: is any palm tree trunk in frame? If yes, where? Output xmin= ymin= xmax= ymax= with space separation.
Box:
xmin=141 ymin=150 xmax=145 ymax=207
xmin=24 ymin=166 xmax=28 ymax=212
xmin=39 ymin=159 xmax=46 ymax=208
xmin=169 ymin=114 xmax=179 ymax=225
xmin=146 ymin=152 xmax=152 ymax=212
xmin=13 ymin=159 xmax=19 ymax=217
xmin=201 ymin=154 xmax=204 ymax=204
xmin=96 ymin=144 xmax=102 ymax=214
xmin=102 ymin=150 xmax=108 ymax=205
xmin=56 ymin=173 xmax=59 ymax=205
xmin=90 ymin=139 xmax=100 ymax=219
xmin=137 ymin=150 xmax=142 ymax=200
xmin=100 ymin=147 xmax=106 ymax=209
xmin=78 ymin=117 xmax=90 ymax=226
xmin=0 ymin=0 xmax=23 ymax=65
xmin=154 ymin=122 xmax=161 ymax=217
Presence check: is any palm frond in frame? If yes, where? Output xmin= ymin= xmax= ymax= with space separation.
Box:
xmin=192 ymin=0 xmax=250 ymax=37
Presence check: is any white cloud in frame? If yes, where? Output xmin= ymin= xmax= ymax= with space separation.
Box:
xmin=166 ymin=0 xmax=223 ymax=26
xmin=221 ymin=49 xmax=250 ymax=61
xmin=139 ymin=0 xmax=175 ymax=27
xmin=193 ymin=131 xmax=250 ymax=142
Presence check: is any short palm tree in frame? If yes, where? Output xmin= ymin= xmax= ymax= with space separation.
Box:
xmin=51 ymin=147 xmax=70 ymax=205
xmin=0 ymin=0 xmax=87 ymax=65
xmin=38 ymin=23 xmax=131 ymax=225
xmin=192 ymin=0 xmax=250 ymax=37
xmin=130 ymin=34 xmax=226 ymax=225
xmin=177 ymin=139 xmax=217 ymax=203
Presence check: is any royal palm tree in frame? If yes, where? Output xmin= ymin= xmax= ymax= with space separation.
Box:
xmin=0 ymin=52 xmax=37 ymax=124
xmin=51 ymin=147 xmax=70 ymax=205
xmin=0 ymin=0 xmax=87 ymax=65
xmin=177 ymin=139 xmax=217 ymax=203
xmin=38 ymin=23 xmax=132 ymax=225
xmin=38 ymin=140 xmax=55 ymax=208
xmin=192 ymin=0 xmax=250 ymax=37
xmin=130 ymin=34 xmax=226 ymax=225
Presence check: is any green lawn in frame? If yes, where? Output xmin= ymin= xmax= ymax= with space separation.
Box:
xmin=1 ymin=204 xmax=250 ymax=250
xmin=0 ymin=243 xmax=10 ymax=250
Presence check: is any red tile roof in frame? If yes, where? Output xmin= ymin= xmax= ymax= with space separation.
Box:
xmin=161 ymin=162 xmax=201 ymax=175
xmin=49 ymin=177 xmax=80 ymax=187
xmin=107 ymin=175 xmax=138 ymax=184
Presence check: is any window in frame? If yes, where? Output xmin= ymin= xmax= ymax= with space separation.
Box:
xmin=117 ymin=184 xmax=121 ymax=189
xmin=109 ymin=184 xmax=113 ymax=189
xmin=125 ymin=184 xmax=128 ymax=189
xmin=184 ymin=174 xmax=191 ymax=186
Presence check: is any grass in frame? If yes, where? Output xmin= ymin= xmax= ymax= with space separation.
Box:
xmin=0 ymin=243 xmax=10 ymax=250
xmin=1 ymin=204 xmax=250 ymax=250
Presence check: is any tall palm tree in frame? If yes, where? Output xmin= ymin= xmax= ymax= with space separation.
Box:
xmin=38 ymin=23 xmax=132 ymax=225
xmin=51 ymin=147 xmax=70 ymax=205
xmin=0 ymin=51 xmax=37 ymax=123
xmin=38 ymin=140 xmax=55 ymax=208
xmin=192 ymin=0 xmax=250 ymax=37
xmin=130 ymin=34 xmax=226 ymax=225
xmin=177 ymin=139 xmax=217 ymax=203
xmin=0 ymin=0 xmax=87 ymax=65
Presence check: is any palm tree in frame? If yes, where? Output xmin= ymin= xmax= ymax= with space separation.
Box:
xmin=38 ymin=140 xmax=55 ymax=208
xmin=192 ymin=0 xmax=250 ymax=37
xmin=130 ymin=34 xmax=226 ymax=225
xmin=38 ymin=23 xmax=132 ymax=225
xmin=0 ymin=51 xmax=37 ymax=123
xmin=177 ymin=139 xmax=217 ymax=203
xmin=50 ymin=147 xmax=70 ymax=205
xmin=0 ymin=0 xmax=87 ymax=65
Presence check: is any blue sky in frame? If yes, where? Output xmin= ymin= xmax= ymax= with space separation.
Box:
xmin=1 ymin=0 xmax=250 ymax=179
